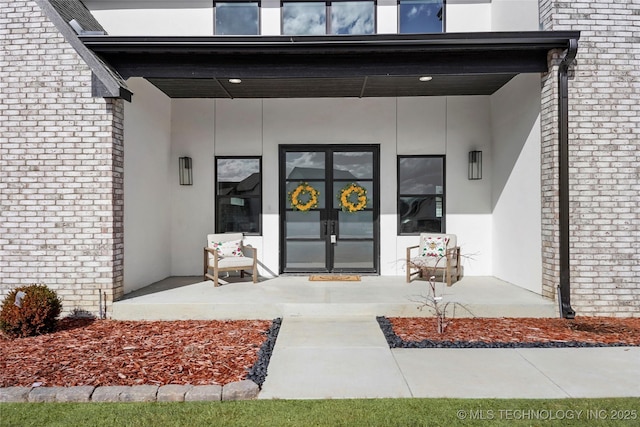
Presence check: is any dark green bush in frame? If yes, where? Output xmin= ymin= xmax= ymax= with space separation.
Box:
xmin=0 ymin=284 xmax=62 ymax=338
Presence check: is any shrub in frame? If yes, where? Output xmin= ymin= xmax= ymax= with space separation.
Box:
xmin=0 ymin=284 xmax=62 ymax=338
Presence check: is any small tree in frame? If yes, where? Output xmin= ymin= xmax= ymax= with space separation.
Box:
xmin=0 ymin=284 xmax=62 ymax=338
xmin=408 ymin=255 xmax=474 ymax=334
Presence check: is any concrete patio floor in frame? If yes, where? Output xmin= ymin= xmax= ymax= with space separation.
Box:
xmin=112 ymin=275 xmax=557 ymax=320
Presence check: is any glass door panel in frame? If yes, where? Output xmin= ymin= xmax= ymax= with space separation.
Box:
xmin=337 ymin=211 xmax=373 ymax=239
xmin=286 ymin=241 xmax=326 ymax=269
xmin=333 ymin=241 xmax=374 ymax=269
xmin=280 ymin=145 xmax=378 ymax=273
xmin=285 ymin=211 xmax=321 ymax=239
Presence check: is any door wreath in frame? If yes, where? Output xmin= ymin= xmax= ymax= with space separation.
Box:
xmin=289 ymin=182 xmax=319 ymax=211
xmin=338 ymin=182 xmax=368 ymax=213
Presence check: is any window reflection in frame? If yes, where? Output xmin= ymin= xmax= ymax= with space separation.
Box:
xmin=333 ymin=152 xmax=373 ymax=179
xmin=286 ymin=152 xmax=325 ymax=179
xmin=331 ymin=1 xmax=374 ymax=35
xmin=215 ymin=2 xmax=259 ymax=35
xmin=398 ymin=156 xmax=445 ymax=234
xmin=283 ymin=1 xmax=375 ymax=35
xmin=283 ymin=2 xmax=326 ymax=35
xmin=399 ymin=0 xmax=444 ymax=34
xmin=216 ymin=157 xmax=261 ymax=234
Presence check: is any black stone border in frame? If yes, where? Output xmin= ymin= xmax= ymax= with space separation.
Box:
xmin=376 ymin=316 xmax=639 ymax=349
xmin=246 ymin=318 xmax=282 ymax=387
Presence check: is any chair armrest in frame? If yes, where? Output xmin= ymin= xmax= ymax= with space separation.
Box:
xmin=406 ymin=244 xmax=420 ymax=260
xmin=204 ymin=247 xmax=218 ymax=255
xmin=445 ymin=246 xmax=461 ymax=259
xmin=242 ymin=244 xmax=257 ymax=259
xmin=204 ymin=247 xmax=220 ymax=267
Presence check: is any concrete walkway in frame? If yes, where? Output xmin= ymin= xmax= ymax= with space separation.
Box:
xmin=259 ymin=316 xmax=640 ymax=399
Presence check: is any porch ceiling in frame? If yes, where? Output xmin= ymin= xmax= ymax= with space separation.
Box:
xmin=80 ymin=31 xmax=580 ymax=99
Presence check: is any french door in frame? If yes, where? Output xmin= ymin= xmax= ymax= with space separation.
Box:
xmin=279 ymin=145 xmax=379 ymax=274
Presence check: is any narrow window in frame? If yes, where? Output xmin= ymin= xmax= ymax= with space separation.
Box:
xmin=215 ymin=2 xmax=260 ymax=35
xmin=398 ymin=155 xmax=445 ymax=234
xmin=282 ymin=2 xmax=326 ymax=35
xmin=282 ymin=1 xmax=375 ymax=35
xmin=330 ymin=1 xmax=375 ymax=35
xmin=399 ymin=0 xmax=444 ymax=34
xmin=215 ymin=157 xmax=262 ymax=234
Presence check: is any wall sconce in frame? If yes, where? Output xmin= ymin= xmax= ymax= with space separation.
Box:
xmin=179 ymin=157 xmax=193 ymax=185
xmin=468 ymin=151 xmax=482 ymax=180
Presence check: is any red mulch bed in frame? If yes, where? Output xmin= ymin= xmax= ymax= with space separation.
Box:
xmin=2 ymin=317 xmax=639 ymax=388
xmin=388 ymin=317 xmax=640 ymax=346
xmin=0 ymin=319 xmax=271 ymax=388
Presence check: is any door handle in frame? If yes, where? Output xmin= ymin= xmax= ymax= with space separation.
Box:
xmin=321 ymin=220 xmax=328 ymax=237
xmin=330 ymin=220 xmax=336 ymax=236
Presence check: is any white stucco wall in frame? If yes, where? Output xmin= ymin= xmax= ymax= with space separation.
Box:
xmin=170 ymin=99 xmax=216 ymax=275
xmin=123 ymin=78 xmax=173 ymax=292
xmin=123 ymin=86 xmax=545 ymax=292
xmin=82 ymin=0 xmax=538 ymax=36
xmin=491 ymin=0 xmax=540 ymax=31
xmin=490 ymin=74 xmax=542 ymax=293
xmin=377 ymin=0 xmax=398 ymax=34
xmin=160 ymin=96 xmax=497 ymax=279
xmin=83 ymin=0 xmax=214 ymax=36
xmin=446 ymin=0 xmax=491 ymax=32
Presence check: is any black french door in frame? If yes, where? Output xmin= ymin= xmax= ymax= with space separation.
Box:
xmin=279 ymin=145 xmax=379 ymax=274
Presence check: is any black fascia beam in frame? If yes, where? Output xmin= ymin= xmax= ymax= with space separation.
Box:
xmin=85 ymin=50 xmax=550 ymax=80
xmin=79 ymin=31 xmax=580 ymax=80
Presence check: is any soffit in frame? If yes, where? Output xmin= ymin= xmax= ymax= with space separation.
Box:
xmin=79 ymin=31 xmax=580 ymax=99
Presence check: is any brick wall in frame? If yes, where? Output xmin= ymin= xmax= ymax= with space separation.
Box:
xmin=540 ymin=0 xmax=640 ymax=316
xmin=0 ymin=1 xmax=124 ymax=316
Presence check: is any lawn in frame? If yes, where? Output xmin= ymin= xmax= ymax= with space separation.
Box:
xmin=2 ymin=398 xmax=638 ymax=427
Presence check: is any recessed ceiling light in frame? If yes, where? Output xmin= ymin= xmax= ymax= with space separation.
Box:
xmin=228 ymin=78 xmax=242 ymax=84
xmin=419 ymin=76 xmax=433 ymax=82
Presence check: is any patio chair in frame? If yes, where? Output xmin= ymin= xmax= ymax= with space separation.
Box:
xmin=204 ymin=233 xmax=258 ymax=287
xmin=406 ymin=233 xmax=461 ymax=286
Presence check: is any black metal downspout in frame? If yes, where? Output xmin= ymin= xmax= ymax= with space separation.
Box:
xmin=558 ymin=39 xmax=578 ymax=319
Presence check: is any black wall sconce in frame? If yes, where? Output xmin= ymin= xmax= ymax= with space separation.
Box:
xmin=468 ymin=150 xmax=482 ymax=180
xmin=179 ymin=157 xmax=193 ymax=185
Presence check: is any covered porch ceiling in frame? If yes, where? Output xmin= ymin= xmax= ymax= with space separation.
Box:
xmin=80 ymin=31 xmax=580 ymax=99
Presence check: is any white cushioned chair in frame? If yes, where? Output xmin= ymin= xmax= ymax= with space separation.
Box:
xmin=204 ymin=233 xmax=258 ymax=287
xmin=406 ymin=233 xmax=461 ymax=286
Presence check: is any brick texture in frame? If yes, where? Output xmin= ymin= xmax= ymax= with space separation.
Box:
xmin=540 ymin=0 xmax=640 ymax=316
xmin=0 ymin=1 xmax=124 ymax=316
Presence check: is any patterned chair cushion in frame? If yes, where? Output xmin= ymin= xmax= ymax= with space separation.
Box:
xmin=420 ymin=235 xmax=450 ymax=258
xmin=211 ymin=240 xmax=243 ymax=257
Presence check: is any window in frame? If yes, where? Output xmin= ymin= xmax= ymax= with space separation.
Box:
xmin=398 ymin=155 xmax=445 ymax=234
xmin=215 ymin=2 xmax=260 ymax=35
xmin=282 ymin=1 xmax=375 ymax=35
xmin=215 ymin=157 xmax=262 ymax=234
xmin=399 ymin=0 xmax=444 ymax=34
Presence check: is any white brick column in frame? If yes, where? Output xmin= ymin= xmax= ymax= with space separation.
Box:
xmin=540 ymin=0 xmax=640 ymax=316
xmin=0 ymin=1 xmax=124 ymax=316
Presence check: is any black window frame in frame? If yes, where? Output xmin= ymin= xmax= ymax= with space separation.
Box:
xmin=215 ymin=156 xmax=263 ymax=235
xmin=397 ymin=154 xmax=446 ymax=235
xmin=281 ymin=0 xmax=377 ymax=36
xmin=214 ymin=0 xmax=261 ymax=36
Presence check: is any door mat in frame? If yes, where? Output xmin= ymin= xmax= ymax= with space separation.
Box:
xmin=309 ymin=275 xmax=361 ymax=282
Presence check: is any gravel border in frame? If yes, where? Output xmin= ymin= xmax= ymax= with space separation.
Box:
xmin=376 ymin=316 xmax=639 ymax=349
xmin=0 ymin=318 xmax=283 ymax=403
xmin=246 ymin=317 xmax=282 ymax=387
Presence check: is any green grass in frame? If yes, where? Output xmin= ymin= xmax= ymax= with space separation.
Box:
xmin=1 ymin=398 xmax=639 ymax=427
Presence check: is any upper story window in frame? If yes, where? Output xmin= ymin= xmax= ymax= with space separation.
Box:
xmin=399 ymin=0 xmax=444 ymax=34
xmin=282 ymin=1 xmax=375 ymax=35
xmin=215 ymin=1 xmax=260 ymax=35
